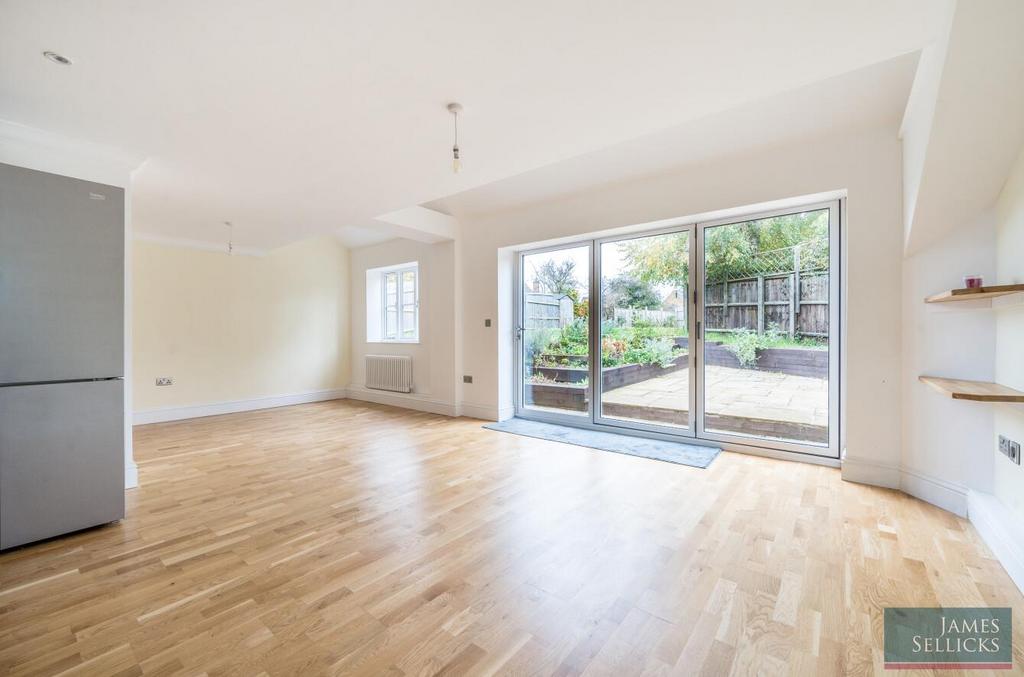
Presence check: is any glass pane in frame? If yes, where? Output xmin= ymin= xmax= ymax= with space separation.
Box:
xmin=385 ymin=273 xmax=398 ymax=310
xmin=402 ymin=270 xmax=415 ymax=291
xmin=702 ymin=209 xmax=830 ymax=446
xmin=521 ymin=245 xmax=590 ymax=417
xmin=599 ymin=231 xmax=690 ymax=429
xmin=402 ymin=310 xmax=416 ymax=337
xmin=385 ymin=309 xmax=398 ymax=338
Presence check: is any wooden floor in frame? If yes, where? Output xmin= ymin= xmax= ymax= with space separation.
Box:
xmin=2 ymin=400 xmax=1022 ymax=676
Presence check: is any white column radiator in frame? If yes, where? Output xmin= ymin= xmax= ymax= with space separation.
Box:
xmin=365 ymin=355 xmax=413 ymax=393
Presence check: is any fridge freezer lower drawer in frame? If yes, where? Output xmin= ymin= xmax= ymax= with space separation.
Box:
xmin=0 ymin=379 xmax=125 ymax=549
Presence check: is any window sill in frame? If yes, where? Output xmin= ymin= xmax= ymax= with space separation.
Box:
xmin=366 ymin=339 xmax=421 ymax=345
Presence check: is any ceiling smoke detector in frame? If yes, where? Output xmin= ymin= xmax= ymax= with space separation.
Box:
xmin=43 ymin=51 xmax=73 ymax=65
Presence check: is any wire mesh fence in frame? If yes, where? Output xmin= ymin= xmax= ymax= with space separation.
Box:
xmin=706 ymin=238 xmax=828 ymax=283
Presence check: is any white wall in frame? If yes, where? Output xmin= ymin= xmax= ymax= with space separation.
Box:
xmin=993 ymin=147 xmax=1024 ymax=519
xmin=900 ymin=213 xmax=997 ymax=515
xmin=957 ymin=146 xmax=1024 ymax=594
xmin=348 ymin=238 xmax=458 ymax=415
xmin=454 ymin=125 xmax=903 ymax=476
xmin=133 ymin=236 xmax=350 ymax=421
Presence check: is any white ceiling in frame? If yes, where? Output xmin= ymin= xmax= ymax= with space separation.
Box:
xmin=0 ymin=1 xmax=946 ymax=250
xmin=428 ymin=53 xmax=920 ymax=218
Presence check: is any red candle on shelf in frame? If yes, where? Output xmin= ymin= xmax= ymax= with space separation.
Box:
xmin=963 ymin=275 xmax=983 ymax=289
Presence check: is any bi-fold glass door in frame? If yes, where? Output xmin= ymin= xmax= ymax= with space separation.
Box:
xmin=515 ymin=200 xmax=840 ymax=458
xmin=593 ymin=228 xmax=696 ymax=436
xmin=695 ymin=202 xmax=839 ymax=456
xmin=518 ymin=243 xmax=593 ymax=420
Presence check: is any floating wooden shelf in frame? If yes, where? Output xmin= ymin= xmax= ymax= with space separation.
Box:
xmin=924 ymin=283 xmax=1024 ymax=304
xmin=919 ymin=376 xmax=1024 ymax=403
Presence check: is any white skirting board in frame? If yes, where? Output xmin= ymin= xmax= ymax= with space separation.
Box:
xmin=457 ymin=402 xmax=509 ymax=421
xmin=899 ymin=466 xmax=968 ymax=517
xmin=345 ymin=386 xmax=457 ymax=417
xmin=968 ymin=490 xmax=1024 ymax=594
xmin=840 ymin=456 xmax=901 ymax=489
xmin=841 ymin=457 xmax=968 ymax=517
xmin=133 ymin=388 xmax=348 ymax=425
xmin=125 ymin=461 xmax=138 ymax=489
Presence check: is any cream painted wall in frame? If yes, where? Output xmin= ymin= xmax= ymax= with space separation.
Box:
xmin=454 ymin=125 xmax=903 ymax=475
xmin=348 ymin=238 xmax=457 ymax=415
xmin=993 ymin=147 xmax=1024 ymax=521
xmin=133 ymin=236 xmax=349 ymax=414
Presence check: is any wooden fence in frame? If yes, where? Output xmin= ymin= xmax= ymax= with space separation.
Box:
xmin=612 ymin=307 xmax=686 ymax=326
xmin=524 ymin=293 xmax=574 ymax=329
xmin=526 ymin=270 xmax=829 ymax=337
xmin=704 ymin=271 xmax=828 ymax=337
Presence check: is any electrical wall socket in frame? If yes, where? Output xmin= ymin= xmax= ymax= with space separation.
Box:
xmin=155 ymin=377 xmax=173 ymax=386
xmin=998 ymin=435 xmax=1021 ymax=464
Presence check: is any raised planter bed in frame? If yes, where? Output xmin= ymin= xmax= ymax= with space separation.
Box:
xmin=525 ymin=382 xmax=587 ymax=411
xmin=541 ymin=338 xmax=826 ymax=379
xmin=532 ymin=365 xmax=587 ymax=383
xmin=674 ymin=337 xmax=827 ymax=379
xmin=602 ymin=359 xmax=686 ymax=390
xmin=532 ymin=356 xmax=687 ymax=390
xmin=526 ymin=356 xmax=687 ymax=412
xmin=538 ymin=353 xmax=588 ymax=365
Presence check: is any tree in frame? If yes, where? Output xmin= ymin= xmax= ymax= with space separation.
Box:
xmin=620 ymin=234 xmax=688 ymax=287
xmin=704 ymin=210 xmax=827 ymax=281
xmin=619 ymin=210 xmax=829 ymax=284
xmin=533 ymin=259 xmax=579 ymax=296
xmin=605 ymin=275 xmax=662 ymax=310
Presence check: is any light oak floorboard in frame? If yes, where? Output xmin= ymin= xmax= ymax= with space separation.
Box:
xmin=1 ymin=399 xmax=1021 ymax=676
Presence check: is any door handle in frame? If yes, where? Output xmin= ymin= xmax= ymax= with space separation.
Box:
xmin=696 ymin=321 xmax=702 ymax=340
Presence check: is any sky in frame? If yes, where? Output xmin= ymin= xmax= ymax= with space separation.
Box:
xmin=523 ymin=235 xmax=682 ymax=300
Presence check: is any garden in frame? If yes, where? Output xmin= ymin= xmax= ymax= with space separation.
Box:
xmin=526 ymin=316 xmax=825 ymax=389
xmin=522 ymin=211 xmax=832 ymax=443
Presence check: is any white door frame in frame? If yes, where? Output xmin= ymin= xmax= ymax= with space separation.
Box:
xmin=590 ymin=224 xmax=697 ymax=439
xmin=513 ymin=198 xmax=841 ymax=460
xmin=513 ymin=241 xmax=594 ymax=426
xmin=693 ymin=200 xmax=840 ymax=458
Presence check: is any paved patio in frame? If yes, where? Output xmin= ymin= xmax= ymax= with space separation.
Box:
xmin=601 ymin=365 xmax=828 ymax=436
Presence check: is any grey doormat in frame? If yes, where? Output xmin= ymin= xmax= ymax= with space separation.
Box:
xmin=483 ymin=418 xmax=720 ymax=469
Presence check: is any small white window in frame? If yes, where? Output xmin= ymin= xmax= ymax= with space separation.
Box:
xmin=367 ymin=263 xmax=418 ymax=342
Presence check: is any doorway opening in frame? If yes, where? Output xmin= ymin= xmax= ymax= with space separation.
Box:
xmin=514 ymin=200 xmax=840 ymax=459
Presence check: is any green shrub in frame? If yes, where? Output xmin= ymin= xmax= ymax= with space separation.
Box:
xmin=623 ymin=337 xmax=681 ymax=368
xmin=646 ymin=337 xmax=680 ymax=368
xmin=556 ymin=318 xmax=589 ymax=355
xmin=725 ymin=329 xmax=760 ymax=367
xmin=601 ymin=337 xmax=627 ymax=367
xmin=721 ymin=324 xmax=821 ymax=368
xmin=525 ymin=328 xmax=558 ymax=364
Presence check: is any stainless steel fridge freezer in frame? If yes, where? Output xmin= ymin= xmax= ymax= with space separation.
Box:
xmin=0 ymin=380 xmax=124 ymax=548
xmin=0 ymin=162 xmax=126 ymax=550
